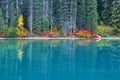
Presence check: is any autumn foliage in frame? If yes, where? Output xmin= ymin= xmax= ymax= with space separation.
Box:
xmin=17 ymin=15 xmax=29 ymax=37
xmin=75 ymin=30 xmax=92 ymax=38
xmin=37 ymin=27 xmax=61 ymax=37
xmin=0 ymin=32 xmax=5 ymax=37
xmin=49 ymin=27 xmax=61 ymax=37
xmin=96 ymin=25 xmax=114 ymax=37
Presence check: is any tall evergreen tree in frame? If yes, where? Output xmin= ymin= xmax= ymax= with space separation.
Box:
xmin=0 ymin=8 xmax=4 ymax=27
xmin=97 ymin=0 xmax=114 ymax=25
xmin=110 ymin=0 xmax=120 ymax=29
xmin=70 ymin=0 xmax=77 ymax=32
xmin=1 ymin=0 xmax=9 ymax=26
xmin=77 ymin=0 xmax=86 ymax=29
xmin=53 ymin=0 xmax=77 ymax=34
xmin=61 ymin=0 xmax=71 ymax=34
xmin=85 ymin=0 xmax=98 ymax=32
xmin=0 ymin=0 xmax=21 ymax=27
xmin=32 ymin=0 xmax=43 ymax=33
xmin=22 ymin=0 xmax=29 ymax=29
xmin=9 ymin=0 xmax=18 ymax=27
xmin=43 ymin=0 xmax=50 ymax=32
xmin=0 ymin=1 xmax=1 ymax=9
xmin=53 ymin=0 xmax=63 ymax=29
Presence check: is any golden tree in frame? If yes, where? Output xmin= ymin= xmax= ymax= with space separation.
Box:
xmin=18 ymin=15 xmax=24 ymax=28
xmin=17 ymin=15 xmax=27 ymax=37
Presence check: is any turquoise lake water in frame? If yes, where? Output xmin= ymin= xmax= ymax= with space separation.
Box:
xmin=0 ymin=39 xmax=120 ymax=80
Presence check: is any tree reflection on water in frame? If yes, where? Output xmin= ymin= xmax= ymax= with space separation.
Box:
xmin=0 ymin=39 xmax=120 ymax=80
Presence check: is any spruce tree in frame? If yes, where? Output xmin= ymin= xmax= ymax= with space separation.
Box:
xmin=110 ymin=0 xmax=120 ymax=29
xmin=97 ymin=0 xmax=114 ymax=25
xmin=22 ymin=0 xmax=30 ymax=29
xmin=53 ymin=0 xmax=63 ymax=29
xmin=53 ymin=0 xmax=77 ymax=34
xmin=62 ymin=0 xmax=71 ymax=34
xmin=32 ymin=0 xmax=43 ymax=33
xmin=77 ymin=0 xmax=86 ymax=29
xmin=1 ymin=0 xmax=9 ymax=26
xmin=9 ymin=0 xmax=18 ymax=27
xmin=85 ymin=0 xmax=98 ymax=32
xmin=0 ymin=2 xmax=1 ymax=9
xmin=0 ymin=8 xmax=4 ymax=27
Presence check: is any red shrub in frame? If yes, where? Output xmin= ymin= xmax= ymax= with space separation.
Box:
xmin=37 ymin=32 xmax=49 ymax=37
xmin=67 ymin=32 xmax=75 ymax=37
xmin=92 ymin=34 xmax=101 ymax=39
xmin=26 ymin=31 xmax=30 ymax=37
xmin=0 ymin=32 xmax=5 ymax=37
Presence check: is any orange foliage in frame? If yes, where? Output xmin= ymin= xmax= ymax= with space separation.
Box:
xmin=49 ymin=32 xmax=61 ymax=37
xmin=36 ymin=27 xmax=61 ymax=37
xmin=37 ymin=32 xmax=61 ymax=37
xmin=75 ymin=30 xmax=92 ymax=38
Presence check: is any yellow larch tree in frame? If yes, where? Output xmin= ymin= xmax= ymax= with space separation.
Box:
xmin=17 ymin=15 xmax=27 ymax=37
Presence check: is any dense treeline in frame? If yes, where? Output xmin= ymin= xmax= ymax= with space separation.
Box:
xmin=0 ymin=0 xmax=120 ymax=36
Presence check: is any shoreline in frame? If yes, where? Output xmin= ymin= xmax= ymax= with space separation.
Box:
xmin=0 ymin=37 xmax=120 ymax=40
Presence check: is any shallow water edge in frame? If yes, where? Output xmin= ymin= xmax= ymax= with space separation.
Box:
xmin=0 ymin=37 xmax=120 ymax=40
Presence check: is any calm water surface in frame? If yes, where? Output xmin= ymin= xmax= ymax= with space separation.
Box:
xmin=0 ymin=39 xmax=120 ymax=80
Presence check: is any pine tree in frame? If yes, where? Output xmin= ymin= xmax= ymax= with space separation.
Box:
xmin=97 ymin=0 xmax=114 ymax=25
xmin=0 ymin=8 xmax=4 ymax=27
xmin=85 ymin=0 xmax=98 ymax=32
xmin=9 ymin=0 xmax=18 ymax=27
xmin=53 ymin=0 xmax=77 ymax=34
xmin=2 ymin=0 xmax=9 ymax=26
xmin=0 ymin=0 xmax=8 ymax=26
xmin=0 ymin=0 xmax=21 ymax=27
xmin=32 ymin=0 xmax=43 ymax=33
xmin=61 ymin=0 xmax=70 ymax=34
xmin=53 ymin=0 xmax=63 ymax=29
xmin=110 ymin=0 xmax=120 ymax=29
xmin=43 ymin=0 xmax=50 ymax=32
xmin=77 ymin=0 xmax=86 ymax=29
xmin=0 ymin=0 xmax=2 ymax=8
xmin=43 ymin=18 xmax=50 ymax=32
xmin=70 ymin=0 xmax=77 ymax=32
xmin=22 ymin=0 xmax=29 ymax=29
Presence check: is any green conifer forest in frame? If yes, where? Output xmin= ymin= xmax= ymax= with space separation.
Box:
xmin=0 ymin=0 xmax=120 ymax=38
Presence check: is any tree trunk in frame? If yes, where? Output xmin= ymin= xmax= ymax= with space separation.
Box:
xmin=50 ymin=0 xmax=53 ymax=32
xmin=29 ymin=0 xmax=33 ymax=34
xmin=5 ymin=0 xmax=9 ymax=26
xmin=16 ymin=0 xmax=19 ymax=17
